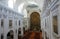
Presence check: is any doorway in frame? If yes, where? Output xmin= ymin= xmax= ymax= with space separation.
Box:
xmin=7 ymin=30 xmax=14 ymax=39
xmin=18 ymin=28 xmax=21 ymax=39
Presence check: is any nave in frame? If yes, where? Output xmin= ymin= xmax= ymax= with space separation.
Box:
xmin=19 ymin=31 xmax=42 ymax=39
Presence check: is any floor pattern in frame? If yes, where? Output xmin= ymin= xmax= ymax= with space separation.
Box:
xmin=22 ymin=31 xmax=42 ymax=39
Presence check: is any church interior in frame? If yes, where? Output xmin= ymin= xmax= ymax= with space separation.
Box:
xmin=0 ymin=0 xmax=60 ymax=39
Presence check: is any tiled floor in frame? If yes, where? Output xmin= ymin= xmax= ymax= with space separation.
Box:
xmin=22 ymin=31 xmax=42 ymax=39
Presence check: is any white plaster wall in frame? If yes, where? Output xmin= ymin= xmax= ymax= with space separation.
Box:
xmin=41 ymin=0 xmax=60 ymax=39
xmin=0 ymin=18 xmax=1 ymax=39
xmin=0 ymin=3 xmax=24 ymax=39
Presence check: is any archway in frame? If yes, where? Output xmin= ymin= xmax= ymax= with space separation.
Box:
xmin=23 ymin=27 xmax=25 ymax=34
xmin=7 ymin=30 xmax=14 ymax=39
xmin=18 ymin=28 xmax=21 ymax=39
xmin=30 ymin=12 xmax=41 ymax=31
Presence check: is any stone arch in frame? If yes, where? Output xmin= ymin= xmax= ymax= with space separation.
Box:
xmin=18 ymin=28 xmax=21 ymax=39
xmin=18 ymin=28 xmax=21 ymax=34
xmin=30 ymin=12 xmax=41 ymax=31
xmin=7 ymin=30 xmax=14 ymax=39
xmin=23 ymin=27 xmax=25 ymax=34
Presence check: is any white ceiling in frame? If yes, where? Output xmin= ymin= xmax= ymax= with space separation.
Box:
xmin=14 ymin=0 xmax=44 ymax=10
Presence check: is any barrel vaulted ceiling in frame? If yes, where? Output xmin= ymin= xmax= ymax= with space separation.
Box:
xmin=14 ymin=0 xmax=44 ymax=10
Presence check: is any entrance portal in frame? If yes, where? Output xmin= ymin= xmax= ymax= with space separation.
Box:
xmin=18 ymin=28 xmax=21 ymax=39
xmin=7 ymin=30 xmax=14 ymax=39
xmin=30 ymin=12 xmax=41 ymax=31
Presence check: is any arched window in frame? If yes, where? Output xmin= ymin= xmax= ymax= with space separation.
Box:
xmin=1 ymin=19 xmax=4 ymax=27
xmin=7 ymin=30 xmax=14 ymax=39
xmin=1 ymin=34 xmax=3 ymax=39
xmin=53 ymin=16 xmax=58 ymax=34
xmin=18 ymin=28 xmax=21 ymax=34
xmin=9 ymin=20 xmax=12 ymax=28
xmin=19 ymin=20 xmax=20 ymax=26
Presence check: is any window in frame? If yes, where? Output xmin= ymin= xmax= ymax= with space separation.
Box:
xmin=9 ymin=20 xmax=12 ymax=27
xmin=1 ymin=34 xmax=3 ymax=39
xmin=18 ymin=28 xmax=21 ymax=34
xmin=19 ymin=20 xmax=20 ymax=26
xmin=1 ymin=19 xmax=4 ymax=27
xmin=53 ymin=16 xmax=58 ymax=34
xmin=18 ymin=31 xmax=21 ymax=34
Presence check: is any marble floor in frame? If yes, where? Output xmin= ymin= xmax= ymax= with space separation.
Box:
xmin=21 ymin=31 xmax=42 ymax=39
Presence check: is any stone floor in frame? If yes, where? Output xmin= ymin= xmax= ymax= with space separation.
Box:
xmin=21 ymin=31 xmax=42 ymax=39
